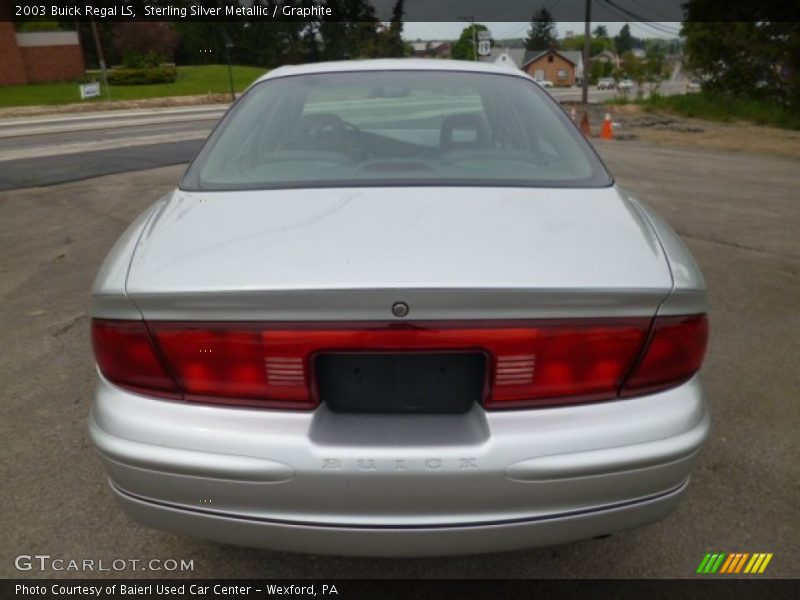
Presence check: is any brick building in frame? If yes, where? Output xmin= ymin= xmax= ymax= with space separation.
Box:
xmin=522 ymin=49 xmax=584 ymax=87
xmin=0 ymin=12 xmax=85 ymax=85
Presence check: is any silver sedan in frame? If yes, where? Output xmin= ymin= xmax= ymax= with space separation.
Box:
xmin=89 ymin=59 xmax=709 ymax=557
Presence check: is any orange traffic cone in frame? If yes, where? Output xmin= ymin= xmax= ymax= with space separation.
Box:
xmin=580 ymin=111 xmax=591 ymax=137
xmin=600 ymin=112 xmax=614 ymax=140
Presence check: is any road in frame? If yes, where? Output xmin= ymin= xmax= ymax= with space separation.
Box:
xmin=0 ymin=106 xmax=223 ymax=190
xmin=548 ymin=79 xmax=689 ymax=102
xmin=0 ymin=138 xmax=798 ymax=578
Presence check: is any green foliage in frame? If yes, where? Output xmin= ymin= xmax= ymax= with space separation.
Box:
xmin=644 ymin=45 xmax=670 ymax=84
xmin=560 ymin=34 xmax=612 ymax=56
xmin=589 ymin=60 xmax=614 ymax=84
xmin=681 ymin=14 xmax=800 ymax=109
xmin=318 ymin=0 xmax=382 ymax=60
xmin=614 ymin=24 xmax=636 ymax=55
xmin=609 ymin=92 xmax=800 ymax=130
xmin=618 ymin=51 xmax=645 ymax=97
xmin=121 ymin=51 xmax=166 ymax=69
xmin=0 ymin=65 xmax=265 ymax=107
xmin=452 ymin=24 xmax=489 ymax=61
xmin=524 ymin=8 xmax=557 ymax=51
xmin=381 ymin=0 xmax=407 ymax=57
xmin=107 ymin=66 xmax=177 ymax=85
xmin=113 ymin=22 xmax=178 ymax=69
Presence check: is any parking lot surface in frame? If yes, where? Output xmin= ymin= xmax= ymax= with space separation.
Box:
xmin=0 ymin=140 xmax=797 ymax=578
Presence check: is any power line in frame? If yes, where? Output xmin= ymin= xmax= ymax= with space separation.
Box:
xmin=600 ymin=0 xmax=680 ymax=33
xmin=599 ymin=0 xmax=681 ymax=37
xmin=628 ymin=0 xmax=679 ymax=23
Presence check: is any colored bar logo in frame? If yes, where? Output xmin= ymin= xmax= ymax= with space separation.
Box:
xmin=697 ymin=553 xmax=773 ymax=574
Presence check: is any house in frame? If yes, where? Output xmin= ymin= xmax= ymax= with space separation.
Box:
xmin=410 ymin=41 xmax=451 ymax=59
xmin=479 ymin=48 xmax=525 ymax=69
xmin=522 ymin=49 xmax=583 ymax=87
xmin=0 ymin=19 xmax=84 ymax=85
xmin=592 ymin=49 xmax=620 ymax=69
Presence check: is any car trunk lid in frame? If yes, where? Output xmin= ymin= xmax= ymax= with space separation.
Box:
xmin=126 ymin=186 xmax=672 ymax=321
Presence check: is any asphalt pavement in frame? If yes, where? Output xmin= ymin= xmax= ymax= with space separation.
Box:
xmin=0 ymin=134 xmax=797 ymax=578
xmin=0 ymin=108 xmax=221 ymax=190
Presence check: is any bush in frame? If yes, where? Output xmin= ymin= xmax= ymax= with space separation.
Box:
xmin=122 ymin=50 xmax=167 ymax=69
xmin=107 ymin=66 xmax=177 ymax=86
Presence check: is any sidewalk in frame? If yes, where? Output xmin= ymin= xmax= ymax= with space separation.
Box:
xmin=0 ymin=92 xmax=233 ymax=120
xmin=0 ymin=103 xmax=227 ymax=139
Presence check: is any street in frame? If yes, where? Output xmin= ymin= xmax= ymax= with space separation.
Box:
xmin=1 ymin=133 xmax=797 ymax=577
xmin=0 ymin=107 xmax=223 ymax=190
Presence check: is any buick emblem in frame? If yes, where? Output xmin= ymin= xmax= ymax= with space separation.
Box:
xmin=391 ymin=301 xmax=409 ymax=318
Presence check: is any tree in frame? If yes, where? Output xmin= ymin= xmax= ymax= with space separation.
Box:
xmin=643 ymin=45 xmax=671 ymax=94
xmin=452 ymin=23 xmax=489 ymax=61
xmin=524 ymin=8 xmax=557 ymax=51
xmin=378 ymin=0 xmax=407 ymax=57
xmin=319 ymin=0 xmax=381 ymax=60
xmin=592 ymin=25 xmax=609 ymax=39
xmin=560 ymin=34 xmax=612 ymax=56
xmin=614 ymin=24 xmax=635 ymax=55
xmin=682 ymin=12 xmax=800 ymax=108
xmin=113 ymin=22 xmax=178 ymax=67
xmin=617 ymin=50 xmax=647 ymax=98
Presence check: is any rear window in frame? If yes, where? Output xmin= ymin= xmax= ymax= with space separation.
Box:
xmin=182 ymin=70 xmax=611 ymax=191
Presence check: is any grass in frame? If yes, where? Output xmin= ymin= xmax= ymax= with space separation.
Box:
xmin=607 ymin=92 xmax=800 ymax=131
xmin=0 ymin=65 xmax=267 ymax=108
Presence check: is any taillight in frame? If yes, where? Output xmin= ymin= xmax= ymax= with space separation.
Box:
xmin=91 ymin=315 xmax=707 ymax=410
xmin=485 ymin=320 xmax=649 ymax=408
xmin=152 ymin=326 xmax=314 ymax=409
xmin=621 ymin=314 xmax=709 ymax=397
xmin=91 ymin=320 xmax=180 ymax=398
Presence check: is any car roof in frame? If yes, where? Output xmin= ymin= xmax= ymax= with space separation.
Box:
xmin=255 ymin=58 xmax=532 ymax=84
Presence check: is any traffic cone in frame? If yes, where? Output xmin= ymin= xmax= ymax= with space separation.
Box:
xmin=570 ymin=107 xmax=577 ymax=122
xmin=580 ymin=111 xmax=591 ymax=137
xmin=600 ymin=112 xmax=614 ymax=140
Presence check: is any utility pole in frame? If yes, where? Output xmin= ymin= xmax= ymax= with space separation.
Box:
xmin=582 ymin=0 xmax=591 ymax=105
xmin=89 ymin=19 xmax=110 ymax=100
xmin=225 ymin=38 xmax=235 ymax=102
xmin=472 ymin=19 xmax=477 ymax=61
xmin=459 ymin=15 xmax=477 ymax=61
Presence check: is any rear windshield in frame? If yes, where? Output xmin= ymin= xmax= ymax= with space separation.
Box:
xmin=182 ymin=70 xmax=611 ymax=190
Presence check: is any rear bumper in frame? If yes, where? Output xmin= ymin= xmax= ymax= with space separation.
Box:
xmin=110 ymin=478 xmax=689 ymax=557
xmin=89 ymin=374 xmax=710 ymax=555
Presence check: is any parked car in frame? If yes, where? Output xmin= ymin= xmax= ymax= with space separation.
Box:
xmin=535 ymin=78 xmax=553 ymax=88
xmin=90 ymin=59 xmax=710 ymax=557
xmin=617 ymin=78 xmax=635 ymax=92
xmin=686 ymin=80 xmax=702 ymax=93
xmin=597 ymin=77 xmax=616 ymax=90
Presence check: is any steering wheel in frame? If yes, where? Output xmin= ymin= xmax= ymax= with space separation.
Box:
xmin=298 ymin=114 xmax=348 ymax=144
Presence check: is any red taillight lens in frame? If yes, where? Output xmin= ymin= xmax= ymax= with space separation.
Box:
xmin=92 ymin=315 xmax=707 ymax=410
xmin=91 ymin=319 xmax=179 ymax=398
xmin=151 ymin=326 xmax=313 ymax=409
xmin=621 ymin=314 xmax=709 ymax=396
xmin=485 ymin=321 xmax=649 ymax=408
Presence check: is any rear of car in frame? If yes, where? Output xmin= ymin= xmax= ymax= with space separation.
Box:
xmin=89 ymin=60 xmax=709 ymax=556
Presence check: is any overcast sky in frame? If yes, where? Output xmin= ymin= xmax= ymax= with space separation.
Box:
xmin=402 ymin=22 xmax=682 ymax=41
